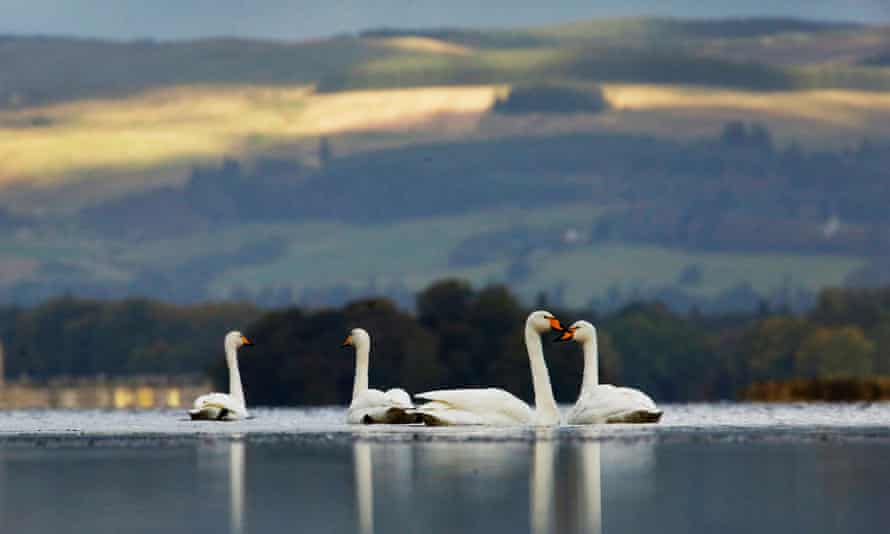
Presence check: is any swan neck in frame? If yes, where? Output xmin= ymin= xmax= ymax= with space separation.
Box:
xmin=580 ymin=336 xmax=600 ymax=398
xmin=226 ymin=346 xmax=245 ymax=408
xmin=525 ymin=323 xmax=560 ymax=424
xmin=352 ymin=341 xmax=370 ymax=401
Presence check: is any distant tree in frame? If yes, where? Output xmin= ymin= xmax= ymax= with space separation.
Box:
xmin=794 ymin=326 xmax=874 ymax=379
xmin=604 ymin=302 xmax=714 ymax=401
xmin=319 ymin=137 xmax=332 ymax=169
xmin=493 ymin=84 xmax=610 ymax=114
xmin=720 ymin=121 xmax=748 ymax=146
xmin=677 ymin=264 xmax=703 ymax=286
xmin=737 ymin=317 xmax=811 ymax=383
xmin=417 ymin=279 xmax=474 ymax=328
xmin=720 ymin=121 xmax=773 ymax=152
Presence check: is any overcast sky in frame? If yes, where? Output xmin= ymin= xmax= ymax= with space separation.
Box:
xmin=1 ymin=0 xmax=888 ymax=41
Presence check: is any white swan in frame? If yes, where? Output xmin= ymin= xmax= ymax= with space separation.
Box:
xmin=560 ymin=321 xmax=662 ymax=424
xmin=412 ymin=310 xmax=564 ymax=426
xmin=343 ymin=328 xmax=416 ymax=424
xmin=189 ymin=330 xmax=254 ymax=421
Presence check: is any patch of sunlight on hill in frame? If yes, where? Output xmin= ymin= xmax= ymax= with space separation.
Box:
xmin=526 ymin=245 xmax=865 ymax=308
xmin=604 ymin=85 xmax=890 ymax=126
xmin=5 ymin=81 xmax=890 ymax=213
xmin=478 ymin=83 xmax=890 ymax=148
xmin=0 ymin=84 xmax=498 ymax=189
xmin=367 ymin=37 xmax=474 ymax=56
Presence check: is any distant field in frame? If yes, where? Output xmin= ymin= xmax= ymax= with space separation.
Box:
xmin=136 ymin=206 xmax=862 ymax=306
xmin=0 ymin=201 xmax=867 ymax=307
xmin=529 ymin=245 xmax=865 ymax=308
xmin=210 ymin=212 xmax=865 ymax=306
xmin=4 ymin=82 xmax=890 ymax=214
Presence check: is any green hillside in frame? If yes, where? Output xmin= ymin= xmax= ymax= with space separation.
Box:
xmin=2 ymin=17 xmax=890 ymax=311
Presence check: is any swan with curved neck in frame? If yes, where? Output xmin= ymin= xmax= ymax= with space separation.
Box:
xmin=343 ymin=328 xmax=416 ymax=424
xmin=412 ymin=310 xmax=564 ymax=426
xmin=189 ymin=331 xmax=253 ymax=421
xmin=558 ymin=320 xmax=662 ymax=424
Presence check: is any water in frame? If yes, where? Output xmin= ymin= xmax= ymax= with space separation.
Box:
xmin=1 ymin=404 xmax=889 ymax=533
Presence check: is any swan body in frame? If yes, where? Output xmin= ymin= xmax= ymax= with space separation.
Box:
xmin=567 ymin=384 xmax=661 ymax=424
xmin=413 ymin=388 xmax=534 ymax=426
xmin=561 ymin=321 xmax=662 ymax=424
xmin=344 ymin=328 xmax=417 ymax=424
xmin=189 ymin=331 xmax=253 ymax=421
xmin=412 ymin=311 xmax=564 ymax=426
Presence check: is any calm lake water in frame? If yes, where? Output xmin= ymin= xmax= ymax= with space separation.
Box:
xmin=1 ymin=404 xmax=889 ymax=534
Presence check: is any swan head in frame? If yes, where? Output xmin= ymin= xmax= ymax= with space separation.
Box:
xmin=342 ymin=328 xmax=370 ymax=349
xmin=526 ymin=310 xmax=565 ymax=334
xmin=554 ymin=320 xmax=595 ymax=343
xmin=225 ymin=330 xmax=254 ymax=352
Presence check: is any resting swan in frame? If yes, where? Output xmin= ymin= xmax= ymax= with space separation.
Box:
xmin=412 ymin=310 xmax=564 ymax=426
xmin=559 ymin=321 xmax=662 ymax=424
xmin=343 ymin=328 xmax=417 ymax=424
xmin=189 ymin=331 xmax=254 ymax=421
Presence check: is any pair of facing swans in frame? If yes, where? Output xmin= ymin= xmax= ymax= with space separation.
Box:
xmin=190 ymin=311 xmax=661 ymax=425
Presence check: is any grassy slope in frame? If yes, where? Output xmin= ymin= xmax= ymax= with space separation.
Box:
xmin=531 ymin=245 xmax=864 ymax=308
xmin=112 ymin=205 xmax=863 ymax=306
xmin=4 ymin=18 xmax=890 ymax=203
xmin=0 ymin=18 xmax=884 ymax=305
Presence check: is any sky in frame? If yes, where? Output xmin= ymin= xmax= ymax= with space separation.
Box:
xmin=1 ymin=0 xmax=889 ymax=41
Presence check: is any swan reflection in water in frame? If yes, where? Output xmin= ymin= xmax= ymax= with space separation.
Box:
xmin=229 ymin=440 xmax=246 ymax=534
xmin=530 ymin=428 xmax=602 ymax=534
xmin=196 ymin=439 xmax=246 ymax=534
xmin=353 ymin=441 xmax=374 ymax=534
xmin=530 ymin=428 xmax=557 ymax=534
xmin=535 ymin=429 xmax=654 ymax=534
xmin=349 ymin=428 xmax=654 ymax=534
xmin=575 ymin=441 xmax=602 ymax=534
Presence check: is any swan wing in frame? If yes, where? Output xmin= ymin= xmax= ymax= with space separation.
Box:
xmin=568 ymin=385 xmax=660 ymax=424
xmin=347 ymin=388 xmax=417 ymax=424
xmin=189 ymin=393 xmax=247 ymax=421
xmin=413 ymin=388 xmax=533 ymax=425
xmin=383 ymin=388 xmax=413 ymax=409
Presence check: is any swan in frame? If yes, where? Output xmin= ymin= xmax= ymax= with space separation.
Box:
xmin=559 ymin=321 xmax=662 ymax=424
xmin=411 ymin=310 xmax=564 ymax=426
xmin=189 ymin=330 xmax=254 ymax=421
xmin=343 ymin=328 xmax=417 ymax=424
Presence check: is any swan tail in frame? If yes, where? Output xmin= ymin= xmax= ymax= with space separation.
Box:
xmin=607 ymin=410 xmax=663 ymax=424
xmin=188 ymin=403 xmax=234 ymax=421
xmin=352 ymin=407 xmax=422 ymax=425
xmin=188 ymin=408 xmax=216 ymax=421
xmin=385 ymin=407 xmax=423 ymax=424
xmin=415 ymin=412 xmax=450 ymax=426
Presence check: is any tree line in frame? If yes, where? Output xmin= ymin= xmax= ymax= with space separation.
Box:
xmin=1 ymin=281 xmax=889 ymax=404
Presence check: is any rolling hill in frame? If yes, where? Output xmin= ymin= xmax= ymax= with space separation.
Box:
xmin=2 ymin=17 xmax=890 ymax=311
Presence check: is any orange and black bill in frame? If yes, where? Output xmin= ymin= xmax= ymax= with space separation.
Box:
xmin=553 ymin=327 xmax=576 ymax=343
xmin=548 ymin=317 xmax=565 ymax=332
xmin=341 ymin=334 xmax=353 ymax=348
xmin=241 ymin=335 xmax=255 ymax=346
